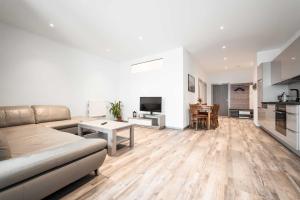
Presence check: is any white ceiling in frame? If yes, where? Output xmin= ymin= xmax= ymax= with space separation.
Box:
xmin=0 ymin=0 xmax=300 ymax=72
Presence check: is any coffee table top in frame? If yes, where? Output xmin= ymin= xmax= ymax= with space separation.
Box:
xmin=79 ymin=119 xmax=133 ymax=131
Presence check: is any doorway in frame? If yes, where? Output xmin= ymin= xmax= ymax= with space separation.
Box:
xmin=198 ymin=79 xmax=207 ymax=103
xmin=212 ymin=84 xmax=229 ymax=116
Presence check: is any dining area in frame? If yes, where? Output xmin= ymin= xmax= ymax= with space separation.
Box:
xmin=189 ymin=103 xmax=220 ymax=130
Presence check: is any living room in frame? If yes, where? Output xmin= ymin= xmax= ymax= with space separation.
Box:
xmin=1 ymin=1 xmax=300 ymax=200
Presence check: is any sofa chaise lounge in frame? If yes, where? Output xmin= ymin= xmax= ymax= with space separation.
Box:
xmin=0 ymin=105 xmax=107 ymax=200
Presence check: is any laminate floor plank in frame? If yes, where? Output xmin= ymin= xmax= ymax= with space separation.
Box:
xmin=47 ymin=118 xmax=300 ymax=200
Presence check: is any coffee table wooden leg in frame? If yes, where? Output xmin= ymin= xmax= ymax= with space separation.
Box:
xmin=130 ymin=126 xmax=134 ymax=148
xmin=107 ymin=131 xmax=117 ymax=156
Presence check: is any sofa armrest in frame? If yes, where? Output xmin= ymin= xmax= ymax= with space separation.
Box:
xmin=0 ymin=139 xmax=107 ymax=190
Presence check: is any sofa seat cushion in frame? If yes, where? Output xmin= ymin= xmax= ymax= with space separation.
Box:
xmin=0 ymin=133 xmax=11 ymax=161
xmin=2 ymin=126 xmax=84 ymax=157
xmin=32 ymin=105 xmax=71 ymax=123
xmin=0 ymin=139 xmax=107 ymax=190
xmin=0 ymin=106 xmax=35 ymax=128
xmin=40 ymin=119 xmax=80 ymax=129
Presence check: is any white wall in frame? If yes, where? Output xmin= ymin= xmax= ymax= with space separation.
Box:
xmin=118 ymin=47 xmax=184 ymax=129
xmin=208 ymin=68 xmax=254 ymax=84
xmin=183 ymin=49 xmax=208 ymax=128
xmin=0 ymin=23 xmax=119 ymax=116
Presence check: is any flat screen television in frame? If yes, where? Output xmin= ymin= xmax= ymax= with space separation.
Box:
xmin=140 ymin=97 xmax=162 ymax=115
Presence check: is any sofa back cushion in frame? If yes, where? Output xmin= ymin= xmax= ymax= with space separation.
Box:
xmin=32 ymin=105 xmax=71 ymax=123
xmin=0 ymin=106 xmax=36 ymax=128
xmin=0 ymin=133 xmax=11 ymax=161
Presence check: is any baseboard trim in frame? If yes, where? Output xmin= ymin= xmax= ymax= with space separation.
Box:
xmin=165 ymin=125 xmax=189 ymax=130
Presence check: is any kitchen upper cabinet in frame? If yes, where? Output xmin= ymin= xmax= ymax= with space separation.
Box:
xmin=257 ymin=62 xmax=287 ymax=102
xmin=271 ymin=59 xmax=282 ymax=85
xmin=280 ymin=37 xmax=300 ymax=80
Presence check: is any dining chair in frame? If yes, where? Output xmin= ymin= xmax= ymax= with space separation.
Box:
xmin=210 ymin=104 xmax=220 ymax=128
xmin=189 ymin=104 xmax=208 ymax=130
xmin=189 ymin=104 xmax=199 ymax=130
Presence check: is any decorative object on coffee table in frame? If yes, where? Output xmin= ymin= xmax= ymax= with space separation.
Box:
xmin=109 ymin=101 xmax=122 ymax=121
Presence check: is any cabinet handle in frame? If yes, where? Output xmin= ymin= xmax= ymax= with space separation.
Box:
xmin=287 ymin=128 xmax=298 ymax=133
xmin=286 ymin=112 xmax=297 ymax=115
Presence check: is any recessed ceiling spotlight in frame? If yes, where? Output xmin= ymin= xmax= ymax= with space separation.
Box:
xmin=222 ymin=45 xmax=226 ymax=49
xmin=291 ymin=57 xmax=296 ymax=60
xmin=49 ymin=23 xmax=54 ymax=28
xmin=138 ymin=36 xmax=143 ymax=40
xmin=223 ymin=57 xmax=228 ymax=61
xmin=220 ymin=26 xmax=224 ymax=30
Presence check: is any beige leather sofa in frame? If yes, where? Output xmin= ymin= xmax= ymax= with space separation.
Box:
xmin=0 ymin=105 xmax=107 ymax=200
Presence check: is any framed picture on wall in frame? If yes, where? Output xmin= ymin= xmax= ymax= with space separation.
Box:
xmin=188 ymin=74 xmax=195 ymax=93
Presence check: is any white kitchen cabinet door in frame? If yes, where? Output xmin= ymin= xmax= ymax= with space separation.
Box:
xmin=286 ymin=129 xmax=298 ymax=150
xmin=286 ymin=105 xmax=299 ymax=114
xmin=281 ymin=37 xmax=300 ymax=80
xmin=287 ymin=112 xmax=298 ymax=132
xmin=265 ymin=105 xmax=275 ymax=130
xmin=258 ymin=107 xmax=267 ymax=127
xmin=271 ymin=60 xmax=282 ymax=85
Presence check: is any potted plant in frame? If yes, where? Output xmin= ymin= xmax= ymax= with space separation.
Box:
xmin=109 ymin=101 xmax=122 ymax=121
xmin=198 ymin=98 xmax=202 ymax=104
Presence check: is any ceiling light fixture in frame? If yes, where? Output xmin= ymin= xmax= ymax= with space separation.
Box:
xmin=223 ymin=57 xmax=228 ymax=61
xmin=49 ymin=23 xmax=54 ymax=28
xmin=291 ymin=57 xmax=296 ymax=60
xmin=222 ymin=45 xmax=226 ymax=49
xmin=138 ymin=36 xmax=143 ymax=40
xmin=220 ymin=26 xmax=224 ymax=30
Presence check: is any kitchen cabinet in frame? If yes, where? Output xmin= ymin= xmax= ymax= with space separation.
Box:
xmin=270 ymin=60 xmax=282 ymax=85
xmin=258 ymin=107 xmax=266 ymax=127
xmin=260 ymin=104 xmax=300 ymax=152
xmin=286 ymin=129 xmax=298 ymax=150
xmin=259 ymin=104 xmax=275 ymax=131
xmin=265 ymin=104 xmax=275 ymax=131
xmin=279 ymin=37 xmax=300 ymax=81
xmin=286 ymin=105 xmax=299 ymax=150
xmin=257 ymin=62 xmax=287 ymax=103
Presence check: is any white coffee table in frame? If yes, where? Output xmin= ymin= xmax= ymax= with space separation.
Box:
xmin=78 ymin=120 xmax=134 ymax=156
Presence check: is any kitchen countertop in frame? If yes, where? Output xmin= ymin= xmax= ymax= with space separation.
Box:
xmin=262 ymin=101 xmax=300 ymax=105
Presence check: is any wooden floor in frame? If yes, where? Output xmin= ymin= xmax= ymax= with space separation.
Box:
xmin=48 ymin=118 xmax=300 ymax=200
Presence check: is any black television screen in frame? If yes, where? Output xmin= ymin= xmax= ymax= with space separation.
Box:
xmin=140 ymin=97 xmax=162 ymax=114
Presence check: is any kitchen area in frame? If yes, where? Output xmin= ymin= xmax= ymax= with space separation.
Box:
xmin=258 ymin=36 xmax=300 ymax=156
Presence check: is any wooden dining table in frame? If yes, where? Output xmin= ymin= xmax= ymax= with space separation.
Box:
xmin=190 ymin=104 xmax=213 ymax=129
